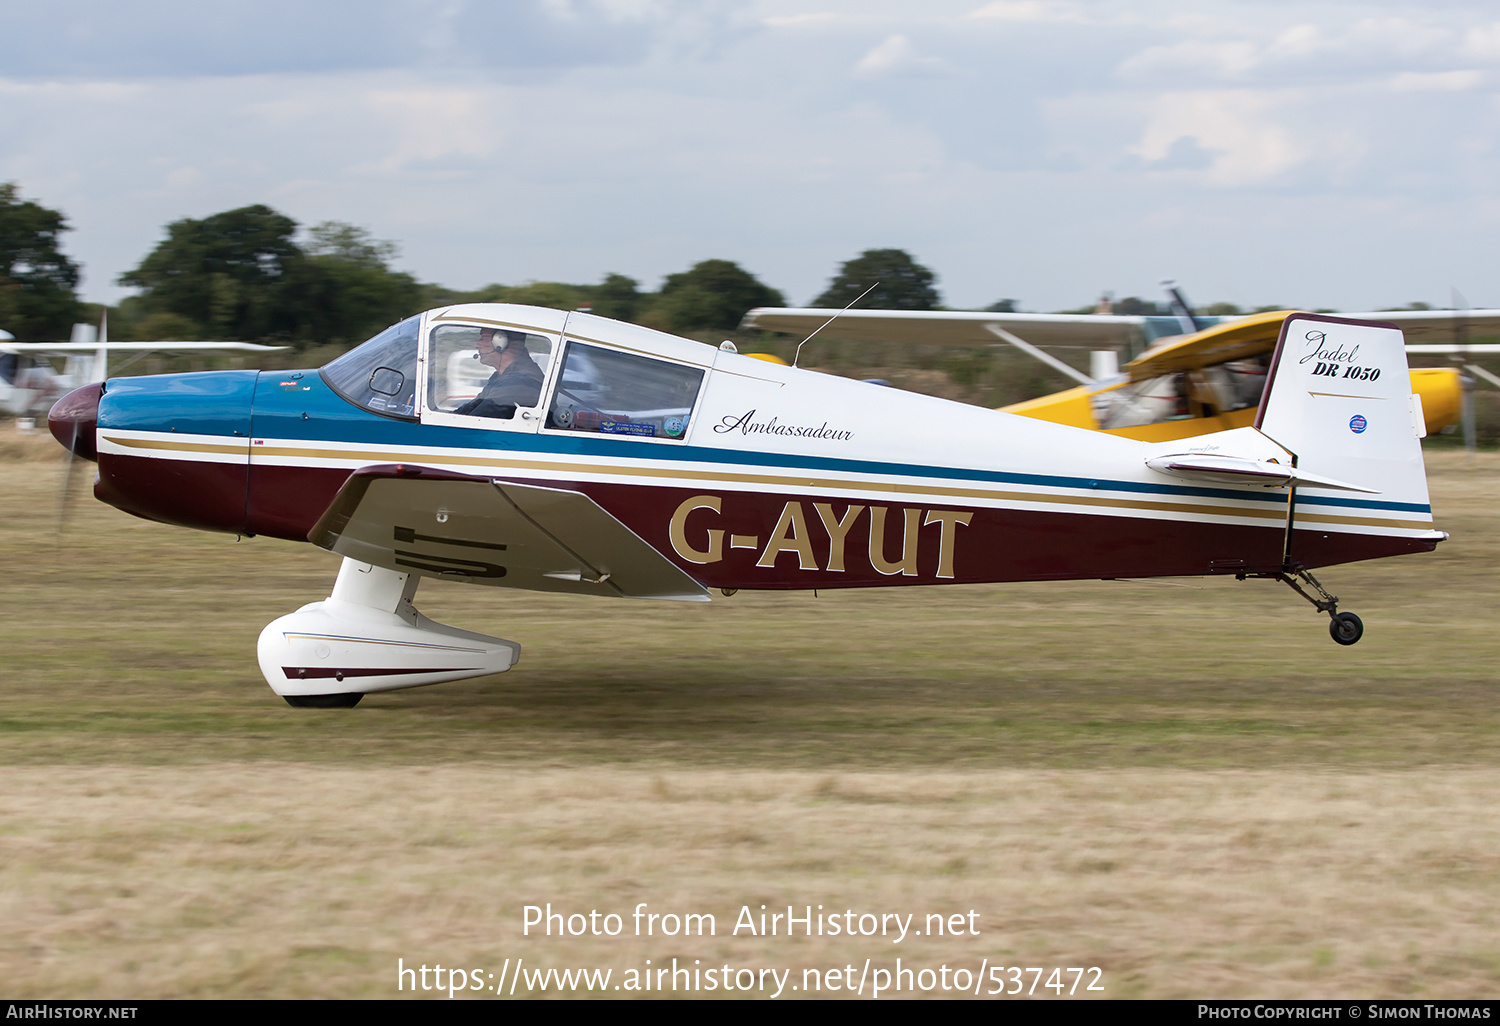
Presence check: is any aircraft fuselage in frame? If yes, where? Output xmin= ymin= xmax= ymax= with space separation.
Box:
xmin=69 ymin=305 xmax=1439 ymax=592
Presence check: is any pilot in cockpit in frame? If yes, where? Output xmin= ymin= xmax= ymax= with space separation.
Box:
xmin=452 ymin=328 xmax=546 ymax=419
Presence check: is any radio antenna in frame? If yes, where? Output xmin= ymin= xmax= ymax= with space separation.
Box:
xmin=794 ymin=283 xmax=880 ymax=368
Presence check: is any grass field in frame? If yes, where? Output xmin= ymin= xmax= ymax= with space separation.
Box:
xmin=1 ymin=428 xmax=1497 ymax=998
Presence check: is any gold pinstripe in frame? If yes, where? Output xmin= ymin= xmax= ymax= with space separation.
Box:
xmin=106 ymin=436 xmax=248 ymax=456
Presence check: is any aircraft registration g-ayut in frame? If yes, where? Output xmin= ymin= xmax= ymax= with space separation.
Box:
xmin=49 ymin=304 xmax=1444 ymax=707
xmin=2 ymin=316 xmax=284 ymax=418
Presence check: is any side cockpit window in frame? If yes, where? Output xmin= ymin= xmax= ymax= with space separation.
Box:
xmin=321 ymin=315 xmax=420 ymax=420
xmin=546 ymin=341 xmax=703 ymax=440
xmin=426 ymin=324 xmax=554 ymax=421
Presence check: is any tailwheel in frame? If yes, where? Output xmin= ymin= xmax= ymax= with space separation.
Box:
xmin=283 ymin=692 xmax=364 ymax=709
xmin=1329 ymin=612 xmax=1364 ymax=647
xmin=1248 ymin=567 xmax=1367 ymax=645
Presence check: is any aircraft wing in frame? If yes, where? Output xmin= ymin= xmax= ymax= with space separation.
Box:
xmin=308 ymin=464 xmax=711 ymax=602
xmin=1340 ymin=309 xmax=1500 ymax=343
xmin=742 ymin=307 xmax=1145 ymax=347
xmin=747 ymin=307 xmax=1500 ymax=344
xmin=0 ymin=341 xmax=286 ymax=354
xmin=746 ymin=306 xmax=1500 ymax=387
xmin=1406 ymin=344 xmax=1500 ymax=354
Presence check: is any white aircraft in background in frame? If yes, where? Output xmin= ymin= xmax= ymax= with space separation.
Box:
xmin=1 ymin=315 xmax=283 ymax=419
xmin=744 ymin=283 xmax=1500 ymax=452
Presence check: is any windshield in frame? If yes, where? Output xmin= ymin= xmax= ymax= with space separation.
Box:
xmin=321 ymin=315 xmax=420 ymax=420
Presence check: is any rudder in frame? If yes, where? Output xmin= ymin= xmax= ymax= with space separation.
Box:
xmin=1256 ymin=313 xmax=1440 ymax=565
xmin=1257 ymin=313 xmax=1430 ymax=508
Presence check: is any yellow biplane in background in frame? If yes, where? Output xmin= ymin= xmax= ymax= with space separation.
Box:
xmin=745 ymin=290 xmax=1500 ymax=446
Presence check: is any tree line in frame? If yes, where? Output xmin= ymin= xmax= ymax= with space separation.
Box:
xmin=3 ymin=181 xmax=1284 ymax=348
xmin=0 ymin=184 xmax=966 ymax=347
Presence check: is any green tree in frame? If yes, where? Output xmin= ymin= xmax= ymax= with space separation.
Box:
xmin=812 ymin=249 xmax=940 ymax=310
xmin=118 ymin=204 xmax=303 ymax=340
xmin=304 ymin=220 xmax=399 ymax=269
xmin=657 ymin=259 xmax=785 ymax=332
xmin=423 ymin=282 xmax=509 ymax=307
xmin=592 ymin=273 xmax=641 ymax=321
xmin=295 ymin=222 xmax=425 ymax=345
xmin=0 ymin=183 xmax=81 ymax=339
xmin=119 ymin=211 xmax=428 ymax=346
xmin=1112 ymin=297 xmax=1162 ymax=317
xmin=503 ymin=281 xmax=588 ymax=311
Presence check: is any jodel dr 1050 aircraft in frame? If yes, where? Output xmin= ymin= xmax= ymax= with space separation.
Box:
xmin=49 ymin=304 xmax=1444 ymax=707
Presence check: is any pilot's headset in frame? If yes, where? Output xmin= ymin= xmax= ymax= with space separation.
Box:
xmin=474 ymin=328 xmax=516 ymax=357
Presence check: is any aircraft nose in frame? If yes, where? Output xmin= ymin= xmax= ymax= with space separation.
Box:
xmin=48 ymin=382 xmax=102 ymax=462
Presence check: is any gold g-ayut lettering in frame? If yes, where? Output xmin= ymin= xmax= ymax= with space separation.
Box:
xmin=669 ymin=496 xmax=972 ymax=578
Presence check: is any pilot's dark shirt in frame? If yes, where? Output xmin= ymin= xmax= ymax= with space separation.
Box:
xmin=453 ymin=355 xmax=545 ymax=419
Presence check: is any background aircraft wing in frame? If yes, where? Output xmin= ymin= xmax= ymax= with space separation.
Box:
xmin=747 ymin=306 xmax=1500 ymax=349
xmin=742 ymin=307 xmax=1145 ymax=346
xmin=1339 ymin=308 xmax=1500 ymax=343
xmin=1 ymin=341 xmax=286 ymax=354
xmin=308 ymin=465 xmax=711 ymax=601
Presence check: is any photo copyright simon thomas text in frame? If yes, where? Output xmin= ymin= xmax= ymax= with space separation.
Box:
xmin=394 ymin=903 xmax=1107 ymax=998
xmin=1199 ymin=1006 xmax=1492 ymax=1020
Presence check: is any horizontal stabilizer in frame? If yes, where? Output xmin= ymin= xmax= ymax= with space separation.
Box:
xmin=1145 ymin=453 xmax=1378 ymax=493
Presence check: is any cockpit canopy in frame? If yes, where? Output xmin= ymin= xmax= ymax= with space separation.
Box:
xmin=320 ymin=306 xmax=713 ymax=440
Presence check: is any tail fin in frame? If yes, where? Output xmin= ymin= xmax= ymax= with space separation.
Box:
xmin=1256 ymin=313 xmax=1440 ymax=561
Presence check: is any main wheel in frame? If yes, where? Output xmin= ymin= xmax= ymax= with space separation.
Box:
xmin=283 ymin=692 xmax=364 ymax=708
xmin=1329 ymin=612 xmax=1363 ymax=646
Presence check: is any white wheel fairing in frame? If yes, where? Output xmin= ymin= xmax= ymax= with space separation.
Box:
xmin=257 ymin=558 xmax=519 ymax=698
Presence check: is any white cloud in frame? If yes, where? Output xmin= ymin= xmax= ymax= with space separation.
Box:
xmin=1463 ymin=21 xmax=1500 ymax=60
xmin=966 ymin=1 xmax=1085 ymax=24
xmin=1343 ymin=16 xmax=1454 ymax=61
xmin=6 ymin=1 xmax=1500 ymax=313
xmin=1391 ymin=69 xmax=1486 ymax=92
xmin=1273 ymin=24 xmax=1322 ymax=58
xmin=1118 ymin=40 xmax=1264 ymax=81
xmin=764 ymin=12 xmax=837 ymax=27
xmin=854 ymin=35 xmax=951 ymax=78
xmin=1132 ymin=90 xmax=1309 ymax=186
xmin=353 ymin=88 xmax=503 ymax=175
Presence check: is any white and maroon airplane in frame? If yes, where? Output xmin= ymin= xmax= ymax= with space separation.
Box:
xmin=48 ymin=305 xmax=1442 ymax=706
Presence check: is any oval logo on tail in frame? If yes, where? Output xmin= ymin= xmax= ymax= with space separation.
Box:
xmin=1350 ymin=414 xmax=1368 ymax=434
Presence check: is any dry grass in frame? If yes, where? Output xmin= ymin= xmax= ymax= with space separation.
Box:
xmin=1 ymin=766 xmax=1497 ymax=999
xmin=0 ymin=420 xmax=65 ymax=462
xmin=1 ymin=431 xmax=1498 ymax=997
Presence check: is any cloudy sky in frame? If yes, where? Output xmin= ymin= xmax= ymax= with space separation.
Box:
xmin=4 ymin=0 xmax=1500 ymax=313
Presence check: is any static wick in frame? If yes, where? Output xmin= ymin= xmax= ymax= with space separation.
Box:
xmin=794 ymin=282 xmax=880 ymax=368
